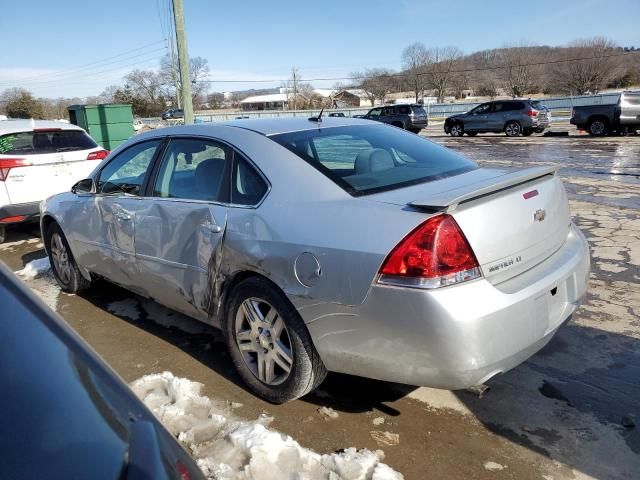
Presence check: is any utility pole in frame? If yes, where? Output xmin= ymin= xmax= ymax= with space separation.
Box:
xmin=292 ymin=67 xmax=297 ymax=111
xmin=172 ymin=0 xmax=193 ymax=124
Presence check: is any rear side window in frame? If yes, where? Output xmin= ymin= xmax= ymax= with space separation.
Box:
xmin=397 ymin=106 xmax=410 ymax=115
xmin=0 ymin=129 xmax=97 ymax=155
xmin=271 ymin=125 xmax=476 ymax=196
xmin=231 ymin=157 xmax=268 ymax=206
xmin=153 ymin=138 xmax=229 ymax=202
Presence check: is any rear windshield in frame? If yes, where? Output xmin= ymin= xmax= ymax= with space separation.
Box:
xmin=529 ymin=100 xmax=547 ymax=110
xmin=270 ymin=125 xmax=477 ymax=196
xmin=411 ymin=106 xmax=427 ymax=115
xmin=0 ymin=129 xmax=98 ymax=155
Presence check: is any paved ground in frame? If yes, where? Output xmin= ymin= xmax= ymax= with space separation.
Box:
xmin=2 ymin=123 xmax=639 ymax=479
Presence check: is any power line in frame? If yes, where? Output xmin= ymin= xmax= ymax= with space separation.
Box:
xmin=0 ymin=41 xmax=167 ymax=87
xmin=198 ymin=49 xmax=640 ymax=84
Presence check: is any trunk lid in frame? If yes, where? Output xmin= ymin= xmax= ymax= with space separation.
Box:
xmin=368 ymin=166 xmax=571 ymax=284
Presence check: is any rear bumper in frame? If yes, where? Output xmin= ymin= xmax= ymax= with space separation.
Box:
xmin=0 ymin=201 xmax=41 ymax=224
xmin=307 ymin=223 xmax=590 ymax=389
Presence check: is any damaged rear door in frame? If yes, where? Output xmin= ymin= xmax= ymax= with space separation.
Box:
xmin=134 ymin=137 xmax=231 ymax=321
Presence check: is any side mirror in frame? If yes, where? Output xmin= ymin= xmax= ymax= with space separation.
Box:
xmin=72 ymin=178 xmax=94 ymax=194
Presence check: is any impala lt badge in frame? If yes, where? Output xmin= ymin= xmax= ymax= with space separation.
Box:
xmin=534 ymin=209 xmax=547 ymax=222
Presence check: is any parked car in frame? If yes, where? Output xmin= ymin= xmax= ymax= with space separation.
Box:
xmin=327 ymin=112 xmax=345 ymax=117
xmin=0 ymin=120 xmax=108 ymax=243
xmin=444 ymin=100 xmax=551 ymax=137
xmin=360 ymin=104 xmax=428 ymax=133
xmin=40 ymin=118 xmax=589 ymax=403
xmin=570 ymin=91 xmax=640 ymax=136
xmin=162 ymin=109 xmax=185 ymax=120
xmin=0 ymin=261 xmax=204 ymax=479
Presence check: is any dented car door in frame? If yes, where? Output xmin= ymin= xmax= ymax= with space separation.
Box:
xmin=134 ymin=137 xmax=230 ymax=321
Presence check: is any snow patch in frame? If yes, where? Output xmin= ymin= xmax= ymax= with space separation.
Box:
xmin=318 ymin=406 xmax=339 ymax=420
xmin=131 ymin=372 xmax=404 ymax=480
xmin=15 ymin=257 xmax=51 ymax=279
xmin=483 ymin=461 xmax=506 ymax=471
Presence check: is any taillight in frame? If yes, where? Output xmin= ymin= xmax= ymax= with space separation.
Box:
xmin=527 ymin=110 xmax=538 ymax=117
xmin=378 ymin=214 xmax=481 ymax=289
xmin=87 ymin=150 xmax=109 ymax=160
xmin=0 ymin=215 xmax=27 ymax=224
xmin=0 ymin=157 xmax=31 ymax=181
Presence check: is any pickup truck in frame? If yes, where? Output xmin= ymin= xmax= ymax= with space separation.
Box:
xmin=570 ymin=91 xmax=640 ymax=136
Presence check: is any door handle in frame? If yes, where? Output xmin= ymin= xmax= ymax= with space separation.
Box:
xmin=115 ymin=212 xmax=131 ymax=221
xmin=200 ymin=223 xmax=222 ymax=234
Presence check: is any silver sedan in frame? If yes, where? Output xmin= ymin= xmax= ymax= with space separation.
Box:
xmin=40 ymin=118 xmax=590 ymax=403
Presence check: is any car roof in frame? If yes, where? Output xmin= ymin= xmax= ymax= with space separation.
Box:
xmin=221 ymin=116 xmax=378 ymax=135
xmin=0 ymin=119 xmax=84 ymax=135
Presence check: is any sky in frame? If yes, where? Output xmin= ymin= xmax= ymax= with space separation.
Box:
xmin=1 ymin=0 xmax=638 ymax=98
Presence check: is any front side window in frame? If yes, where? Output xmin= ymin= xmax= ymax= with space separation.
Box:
xmin=368 ymin=108 xmax=382 ymax=118
xmin=271 ymin=125 xmax=477 ymax=196
xmin=153 ymin=138 xmax=229 ymax=202
xmin=97 ymin=140 xmax=161 ymax=195
xmin=470 ymin=103 xmax=491 ymax=114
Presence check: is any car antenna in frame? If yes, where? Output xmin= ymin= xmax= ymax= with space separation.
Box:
xmin=308 ymin=108 xmax=324 ymax=123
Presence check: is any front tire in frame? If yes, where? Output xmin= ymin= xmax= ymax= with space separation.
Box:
xmin=466 ymin=132 xmax=478 ymax=137
xmin=449 ymin=122 xmax=464 ymax=137
xmin=224 ymin=277 xmax=327 ymax=403
xmin=505 ymin=121 xmax=522 ymax=137
xmin=45 ymin=223 xmax=91 ymax=294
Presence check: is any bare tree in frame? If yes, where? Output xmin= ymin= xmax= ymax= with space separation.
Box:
xmin=426 ymin=46 xmax=463 ymax=102
xmin=553 ymin=37 xmax=619 ymax=94
xmin=402 ymin=42 xmax=430 ymax=102
xmin=496 ymin=44 xmax=541 ymax=97
xmin=352 ymin=69 xmax=396 ymax=105
xmin=159 ymin=55 xmax=210 ymax=106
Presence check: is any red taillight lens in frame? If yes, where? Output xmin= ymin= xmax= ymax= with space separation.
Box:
xmin=87 ymin=150 xmax=109 ymax=160
xmin=176 ymin=460 xmax=191 ymax=480
xmin=527 ymin=110 xmax=538 ymax=117
xmin=379 ymin=214 xmax=480 ymax=288
xmin=0 ymin=157 xmax=31 ymax=181
xmin=0 ymin=215 xmax=27 ymax=224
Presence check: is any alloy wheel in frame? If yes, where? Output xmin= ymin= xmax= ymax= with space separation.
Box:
xmin=505 ymin=122 xmax=521 ymax=136
xmin=234 ymin=298 xmax=293 ymax=385
xmin=50 ymin=232 xmax=71 ymax=285
xmin=590 ymin=121 xmax=606 ymax=136
xmin=451 ymin=124 xmax=463 ymax=137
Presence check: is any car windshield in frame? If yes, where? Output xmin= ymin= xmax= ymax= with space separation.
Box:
xmin=270 ymin=125 xmax=477 ymax=196
xmin=0 ymin=130 xmax=98 ymax=155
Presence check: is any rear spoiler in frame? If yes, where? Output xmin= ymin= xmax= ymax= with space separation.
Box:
xmin=409 ymin=166 xmax=559 ymax=211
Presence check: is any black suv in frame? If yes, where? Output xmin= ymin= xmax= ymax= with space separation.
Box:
xmin=360 ymin=104 xmax=428 ymax=133
xmin=161 ymin=108 xmax=184 ymax=120
xmin=444 ymin=100 xmax=550 ymax=137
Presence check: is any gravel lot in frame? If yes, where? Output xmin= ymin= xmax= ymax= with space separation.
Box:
xmin=2 ymin=123 xmax=639 ymax=479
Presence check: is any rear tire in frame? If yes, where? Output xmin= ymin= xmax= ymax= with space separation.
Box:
xmin=0 ymin=226 xmax=5 ymax=244
xmin=587 ymin=118 xmax=608 ymax=136
xmin=504 ymin=121 xmax=522 ymax=137
xmin=223 ymin=277 xmax=327 ymax=403
xmin=45 ymin=223 xmax=90 ymax=294
xmin=449 ymin=122 xmax=464 ymax=137
xmin=391 ymin=121 xmax=404 ymax=129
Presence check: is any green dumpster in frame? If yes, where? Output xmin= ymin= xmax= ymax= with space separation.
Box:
xmin=68 ymin=104 xmax=134 ymax=151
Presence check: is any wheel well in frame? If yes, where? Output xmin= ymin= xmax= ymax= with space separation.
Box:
xmin=41 ymin=215 xmax=57 ymax=249
xmin=588 ymin=115 xmax=609 ymax=125
xmin=218 ymin=270 xmax=280 ymax=322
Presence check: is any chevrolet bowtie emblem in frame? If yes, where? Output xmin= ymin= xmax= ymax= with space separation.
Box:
xmin=534 ymin=209 xmax=546 ymax=222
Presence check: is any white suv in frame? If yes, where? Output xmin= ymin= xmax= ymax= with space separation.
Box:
xmin=0 ymin=120 xmax=107 ymax=242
